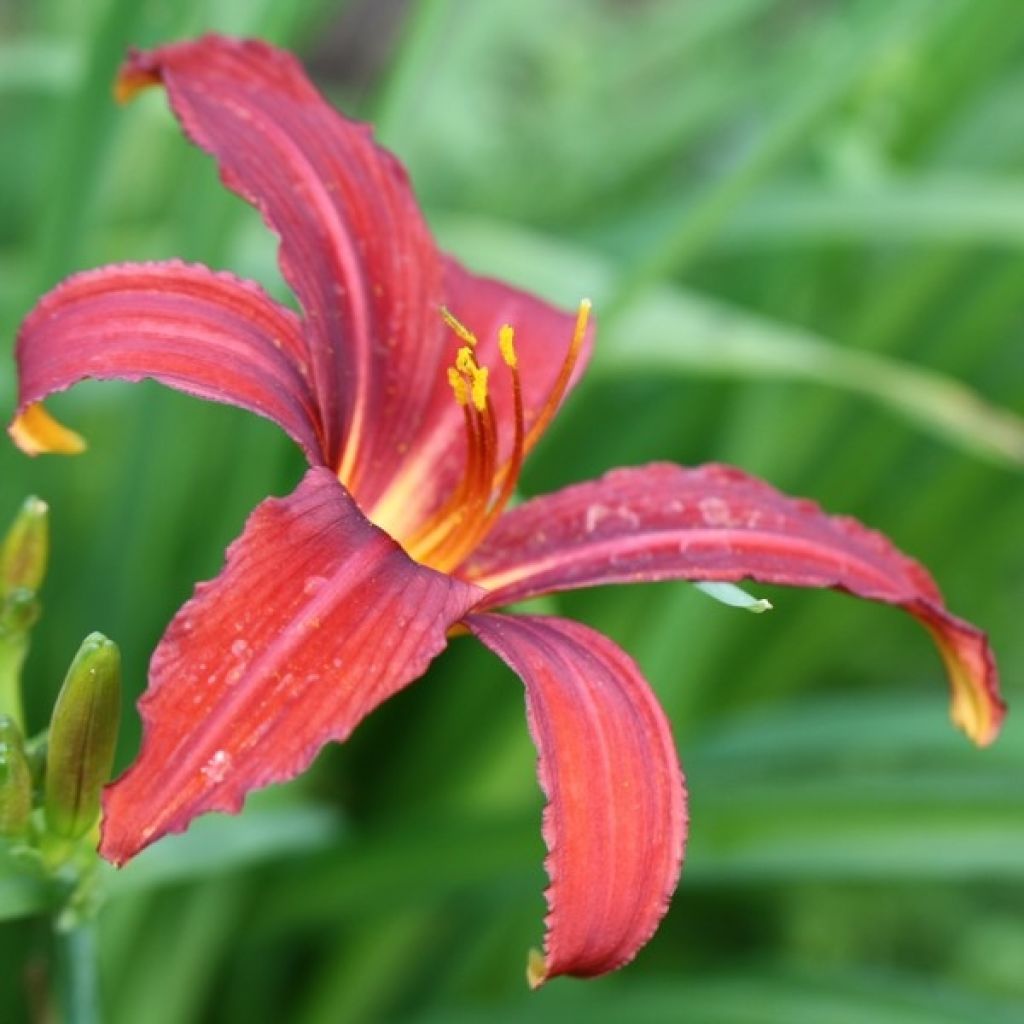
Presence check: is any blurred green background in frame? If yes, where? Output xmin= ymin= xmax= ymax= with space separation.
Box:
xmin=2 ymin=0 xmax=1023 ymax=1020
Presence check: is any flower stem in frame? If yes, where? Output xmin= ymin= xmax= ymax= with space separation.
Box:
xmin=0 ymin=629 xmax=28 ymax=732
xmin=57 ymin=919 xmax=101 ymax=1024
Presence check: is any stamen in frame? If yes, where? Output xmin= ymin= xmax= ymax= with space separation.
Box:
xmin=521 ymin=298 xmax=590 ymax=456
xmin=441 ymin=307 xmax=479 ymax=348
xmin=447 ymin=367 xmax=469 ymax=407
xmin=470 ymin=365 xmax=489 ymax=412
xmin=455 ymin=345 xmax=489 ymax=412
xmin=455 ymin=346 xmax=477 ymax=375
xmin=461 ymin=342 xmax=525 ymax=553
xmin=486 ymin=298 xmax=589 ymax=497
xmin=432 ymin=395 xmax=497 ymax=562
xmin=498 ymin=324 xmax=517 ymax=368
xmin=402 ymin=300 xmax=589 ymax=573
xmin=405 ymin=404 xmax=479 ymax=555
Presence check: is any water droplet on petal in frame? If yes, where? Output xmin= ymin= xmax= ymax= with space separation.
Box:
xmin=201 ymin=749 xmax=232 ymax=784
xmin=304 ymin=575 xmax=328 ymax=595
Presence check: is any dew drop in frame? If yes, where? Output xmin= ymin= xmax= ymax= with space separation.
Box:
xmin=584 ymin=503 xmax=609 ymax=533
xmin=201 ymin=749 xmax=232 ymax=783
xmin=304 ymin=575 xmax=328 ymax=595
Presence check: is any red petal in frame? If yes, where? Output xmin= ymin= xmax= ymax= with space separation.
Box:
xmin=117 ymin=37 xmax=592 ymax=535
xmin=99 ymin=467 xmax=481 ymax=865
xmin=467 ymin=613 xmax=686 ymax=983
xmin=10 ymin=261 xmax=325 ymax=462
xmin=463 ymin=463 xmax=1004 ymax=746
xmin=117 ymin=36 xmax=443 ymax=486
xmin=367 ymin=258 xmax=595 ymax=538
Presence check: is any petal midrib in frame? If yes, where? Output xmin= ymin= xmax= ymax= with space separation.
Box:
xmin=468 ymin=527 xmax=912 ymax=600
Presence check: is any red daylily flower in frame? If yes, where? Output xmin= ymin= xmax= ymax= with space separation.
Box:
xmin=9 ymin=36 xmax=1005 ymax=984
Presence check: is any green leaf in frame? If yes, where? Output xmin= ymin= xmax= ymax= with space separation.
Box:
xmin=410 ymin=969 xmax=1023 ymax=1024
xmin=721 ymin=178 xmax=1024 ymax=248
xmin=256 ymin=693 xmax=1024 ymax=934
xmin=604 ymin=0 xmax=934 ymax=305
xmin=107 ymin=803 xmax=343 ymax=895
xmin=606 ymin=286 xmax=1024 ymax=466
xmin=0 ymin=40 xmax=80 ymax=95
xmin=0 ymin=846 xmax=55 ymax=921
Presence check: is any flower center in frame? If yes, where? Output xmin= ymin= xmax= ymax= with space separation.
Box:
xmin=402 ymin=300 xmax=591 ymax=574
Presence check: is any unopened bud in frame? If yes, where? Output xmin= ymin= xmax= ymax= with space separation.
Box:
xmin=1 ymin=497 xmax=48 ymax=597
xmin=44 ymin=633 xmax=121 ymax=840
xmin=0 ymin=716 xmax=32 ymax=837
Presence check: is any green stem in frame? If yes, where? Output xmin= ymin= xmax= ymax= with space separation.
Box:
xmin=0 ymin=631 xmax=28 ymax=732
xmin=57 ymin=919 xmax=101 ymax=1024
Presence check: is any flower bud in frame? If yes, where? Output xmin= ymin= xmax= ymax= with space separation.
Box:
xmin=44 ymin=633 xmax=121 ymax=840
xmin=1 ymin=497 xmax=48 ymax=597
xmin=0 ymin=715 xmax=32 ymax=837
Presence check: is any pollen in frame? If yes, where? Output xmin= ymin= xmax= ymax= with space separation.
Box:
xmin=455 ymin=345 xmax=489 ymax=411
xmin=470 ymin=365 xmax=489 ymax=412
xmin=447 ymin=367 xmax=469 ymax=406
xmin=498 ymin=324 xmax=517 ymax=368
xmin=455 ymin=346 xmax=477 ymax=376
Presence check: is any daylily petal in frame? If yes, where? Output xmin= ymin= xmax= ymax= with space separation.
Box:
xmin=9 ymin=260 xmax=324 ymax=462
xmin=117 ymin=36 xmax=593 ymax=538
xmin=117 ymin=35 xmax=443 ymax=487
xmin=9 ymin=404 xmax=87 ymax=456
xmin=367 ymin=258 xmax=595 ymax=539
xmin=99 ymin=467 xmax=481 ymax=865
xmin=467 ymin=613 xmax=686 ymax=984
xmin=463 ymin=463 xmax=1004 ymax=746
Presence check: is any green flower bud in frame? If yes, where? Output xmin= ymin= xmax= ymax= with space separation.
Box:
xmin=0 ymin=715 xmax=32 ymax=837
xmin=1 ymin=497 xmax=49 ymax=597
xmin=45 ymin=634 xmax=121 ymax=840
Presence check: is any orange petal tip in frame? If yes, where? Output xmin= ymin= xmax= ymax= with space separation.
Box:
xmin=9 ymin=404 xmax=87 ymax=456
xmin=113 ymin=69 xmax=160 ymax=105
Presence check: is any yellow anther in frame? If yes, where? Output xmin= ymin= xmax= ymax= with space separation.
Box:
xmin=498 ymin=324 xmax=517 ymax=368
xmin=451 ymin=344 xmax=489 ymax=411
xmin=455 ymin=346 xmax=478 ymax=377
xmin=441 ymin=307 xmax=478 ymax=347
xmin=447 ymin=367 xmax=469 ymax=406
xmin=470 ymin=365 xmax=489 ymax=411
